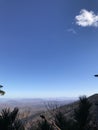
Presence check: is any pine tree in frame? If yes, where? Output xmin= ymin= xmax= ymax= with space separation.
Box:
xmin=0 ymin=107 xmax=25 ymax=130
xmin=74 ymin=96 xmax=92 ymax=130
xmin=54 ymin=111 xmax=68 ymax=130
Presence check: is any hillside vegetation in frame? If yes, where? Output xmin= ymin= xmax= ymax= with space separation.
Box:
xmin=0 ymin=94 xmax=98 ymax=130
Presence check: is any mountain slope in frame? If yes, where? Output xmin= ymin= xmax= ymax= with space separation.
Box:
xmin=57 ymin=94 xmax=98 ymax=121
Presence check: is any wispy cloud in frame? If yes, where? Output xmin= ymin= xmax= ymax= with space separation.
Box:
xmin=67 ymin=28 xmax=77 ymax=34
xmin=75 ymin=9 xmax=98 ymax=27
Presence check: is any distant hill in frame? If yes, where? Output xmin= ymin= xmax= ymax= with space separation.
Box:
xmin=0 ymin=97 xmax=75 ymax=116
xmin=19 ymin=93 xmax=98 ymax=129
xmin=1 ymin=94 xmax=98 ymax=129
xmin=0 ymin=97 xmax=76 ymax=129
xmin=55 ymin=94 xmax=98 ymax=121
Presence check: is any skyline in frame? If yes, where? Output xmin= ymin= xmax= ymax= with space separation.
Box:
xmin=0 ymin=0 xmax=98 ymax=98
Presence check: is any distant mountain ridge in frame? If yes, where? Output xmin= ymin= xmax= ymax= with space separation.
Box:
xmin=21 ymin=93 xmax=98 ymax=128
xmin=0 ymin=97 xmax=75 ymax=114
xmin=0 ymin=94 xmax=98 ymax=129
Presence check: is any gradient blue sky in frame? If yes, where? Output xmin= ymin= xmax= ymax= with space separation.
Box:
xmin=0 ymin=0 xmax=98 ymax=98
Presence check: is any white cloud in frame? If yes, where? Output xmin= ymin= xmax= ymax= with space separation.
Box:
xmin=75 ymin=9 xmax=98 ymax=27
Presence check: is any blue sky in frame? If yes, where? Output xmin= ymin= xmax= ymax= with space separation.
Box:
xmin=0 ymin=0 xmax=98 ymax=98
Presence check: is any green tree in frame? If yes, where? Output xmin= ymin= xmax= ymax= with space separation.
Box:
xmin=0 ymin=107 xmax=25 ymax=130
xmin=54 ymin=111 xmax=69 ymax=130
xmin=54 ymin=110 xmax=76 ymax=130
xmin=0 ymin=85 xmax=5 ymax=95
xmin=74 ymin=96 xmax=92 ymax=130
